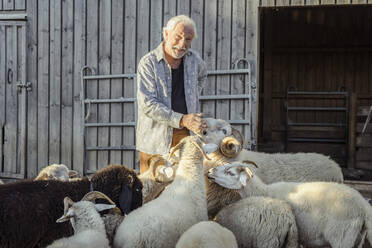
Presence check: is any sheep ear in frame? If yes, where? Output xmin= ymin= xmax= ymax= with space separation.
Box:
xmin=119 ymin=184 xmax=132 ymax=215
xmin=56 ymin=209 xmax=75 ymax=223
xmin=68 ymin=170 xmax=79 ymax=178
xmin=239 ymin=173 xmax=247 ymax=187
xmin=95 ymin=204 xmax=116 ymax=213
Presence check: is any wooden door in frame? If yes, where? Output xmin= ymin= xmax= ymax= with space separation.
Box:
xmin=0 ymin=21 xmax=27 ymax=179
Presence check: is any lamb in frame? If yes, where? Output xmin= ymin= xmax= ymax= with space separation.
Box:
xmin=175 ymin=221 xmax=238 ymax=248
xmin=47 ymin=191 xmax=116 ymax=248
xmin=0 ymin=164 xmax=143 ymax=248
xmin=138 ymin=154 xmax=178 ymax=203
xmin=214 ymin=196 xmax=298 ymax=248
xmin=208 ymin=162 xmax=372 ymax=248
xmin=114 ymin=135 xmax=211 ymax=248
xmin=199 ymin=118 xmax=343 ymax=217
xmin=34 ymin=163 xmax=79 ymax=181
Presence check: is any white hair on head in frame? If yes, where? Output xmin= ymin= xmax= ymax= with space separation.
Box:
xmin=163 ymin=15 xmax=198 ymax=39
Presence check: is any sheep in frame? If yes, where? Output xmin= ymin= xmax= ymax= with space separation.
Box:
xmin=0 ymin=164 xmax=143 ymax=248
xmin=208 ymin=162 xmax=372 ymax=248
xmin=214 ymin=196 xmax=298 ymax=248
xmin=138 ymin=154 xmax=178 ymax=203
xmin=47 ymin=191 xmax=116 ymax=248
xmin=114 ymin=135 xmax=211 ymax=248
xmin=198 ymin=118 xmax=343 ymax=217
xmin=175 ymin=221 xmax=238 ymax=248
xmin=34 ymin=163 xmax=79 ymax=181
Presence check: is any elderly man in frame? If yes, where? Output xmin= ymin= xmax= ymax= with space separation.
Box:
xmin=136 ymin=15 xmax=208 ymax=173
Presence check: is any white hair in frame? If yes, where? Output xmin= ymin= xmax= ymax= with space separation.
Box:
xmin=163 ymin=15 xmax=198 ymax=39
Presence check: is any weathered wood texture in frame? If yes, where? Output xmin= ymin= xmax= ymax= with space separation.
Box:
xmin=0 ymin=0 xmax=259 ymax=177
xmin=259 ymin=0 xmax=371 ymax=6
xmin=0 ymin=21 xmax=26 ymax=179
xmin=259 ymin=6 xmax=372 ymax=168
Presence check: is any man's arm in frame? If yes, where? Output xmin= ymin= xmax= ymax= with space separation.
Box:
xmin=137 ymin=58 xmax=183 ymax=129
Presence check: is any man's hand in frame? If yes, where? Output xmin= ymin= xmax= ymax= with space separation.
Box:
xmin=180 ymin=113 xmax=208 ymax=134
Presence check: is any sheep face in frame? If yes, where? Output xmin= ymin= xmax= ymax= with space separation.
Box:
xmin=198 ymin=118 xmax=232 ymax=144
xmin=207 ymin=162 xmax=254 ymax=189
xmin=90 ymin=165 xmax=143 ymax=215
xmin=56 ymin=196 xmax=116 ymax=232
xmin=35 ymin=164 xmax=79 ymax=182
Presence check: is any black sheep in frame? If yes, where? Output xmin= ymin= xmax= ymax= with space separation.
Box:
xmin=0 ymin=164 xmax=143 ymax=248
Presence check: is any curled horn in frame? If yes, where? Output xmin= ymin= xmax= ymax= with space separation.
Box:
xmin=82 ymin=191 xmax=116 ymax=205
xmin=147 ymin=155 xmax=167 ymax=180
xmin=220 ymin=128 xmax=244 ymax=158
xmin=81 ymin=191 xmax=121 ymax=215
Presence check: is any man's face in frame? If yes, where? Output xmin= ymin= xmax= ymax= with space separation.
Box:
xmin=164 ymin=22 xmax=194 ymax=59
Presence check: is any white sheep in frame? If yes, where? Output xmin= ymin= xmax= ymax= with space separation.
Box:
xmin=176 ymin=221 xmax=238 ymax=248
xmin=138 ymin=154 xmax=178 ymax=203
xmin=114 ymin=135 xmax=211 ymax=248
xmin=34 ymin=163 xmax=79 ymax=181
xmin=208 ymin=162 xmax=372 ymax=248
xmin=214 ymin=196 xmax=298 ymax=248
xmin=199 ymin=118 xmax=343 ymax=217
xmin=47 ymin=191 xmax=116 ymax=248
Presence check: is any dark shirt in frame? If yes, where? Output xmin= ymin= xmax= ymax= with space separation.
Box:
xmin=171 ymin=60 xmax=188 ymax=114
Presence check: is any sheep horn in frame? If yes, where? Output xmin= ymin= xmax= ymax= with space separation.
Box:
xmin=191 ymin=141 xmax=211 ymax=161
xmin=242 ymin=160 xmax=259 ymax=168
xmin=81 ymin=191 xmax=116 ymax=205
xmin=147 ymin=155 xmax=167 ymax=178
xmin=168 ymin=140 xmax=184 ymax=160
xmin=63 ymin=197 xmax=75 ymax=215
xmin=220 ymin=128 xmax=243 ymax=158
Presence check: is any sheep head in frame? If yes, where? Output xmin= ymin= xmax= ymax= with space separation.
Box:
xmin=56 ymin=192 xmax=116 ymax=231
xmin=207 ymin=161 xmax=256 ymax=190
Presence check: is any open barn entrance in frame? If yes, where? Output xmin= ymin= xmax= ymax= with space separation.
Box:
xmin=258 ymin=5 xmax=372 ymax=173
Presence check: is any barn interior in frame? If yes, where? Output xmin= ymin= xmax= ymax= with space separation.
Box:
xmin=258 ymin=5 xmax=372 ymax=177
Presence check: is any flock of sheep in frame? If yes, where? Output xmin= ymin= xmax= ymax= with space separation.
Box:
xmin=0 ymin=117 xmax=371 ymax=248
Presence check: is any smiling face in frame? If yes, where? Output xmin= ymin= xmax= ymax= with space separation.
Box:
xmin=163 ymin=22 xmax=194 ymax=59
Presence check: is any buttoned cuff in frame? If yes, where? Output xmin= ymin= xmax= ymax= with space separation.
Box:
xmin=169 ymin=112 xmax=184 ymax=129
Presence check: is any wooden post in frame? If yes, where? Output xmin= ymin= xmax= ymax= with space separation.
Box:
xmin=348 ymin=92 xmax=356 ymax=169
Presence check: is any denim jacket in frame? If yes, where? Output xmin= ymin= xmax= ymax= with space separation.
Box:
xmin=136 ymin=42 xmax=207 ymax=154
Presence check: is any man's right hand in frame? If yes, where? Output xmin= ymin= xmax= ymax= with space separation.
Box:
xmin=180 ymin=113 xmax=208 ymax=134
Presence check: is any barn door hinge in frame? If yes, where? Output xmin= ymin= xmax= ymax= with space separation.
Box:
xmin=16 ymin=81 xmax=32 ymax=93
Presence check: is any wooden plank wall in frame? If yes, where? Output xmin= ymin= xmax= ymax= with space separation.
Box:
xmin=260 ymin=0 xmax=372 ymax=6
xmin=0 ymin=0 xmax=259 ymax=177
xmin=0 ymin=0 xmax=26 ymax=11
xmin=259 ymin=6 xmax=372 ymax=167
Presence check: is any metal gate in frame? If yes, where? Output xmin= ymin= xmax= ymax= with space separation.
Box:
xmin=0 ymin=20 xmax=28 ymax=179
xmin=81 ymin=58 xmax=255 ymax=174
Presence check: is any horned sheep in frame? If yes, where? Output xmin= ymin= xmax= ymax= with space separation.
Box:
xmin=114 ymin=136 xmax=211 ymax=248
xmin=176 ymin=221 xmax=238 ymax=248
xmin=208 ymin=162 xmax=372 ymax=248
xmin=47 ymin=191 xmax=116 ymax=248
xmin=0 ymin=164 xmax=142 ymax=248
xmin=199 ymin=118 xmax=343 ymax=217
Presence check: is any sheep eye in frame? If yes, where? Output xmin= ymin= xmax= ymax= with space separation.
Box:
xmin=203 ymin=130 xmax=207 ymax=135
xmin=222 ymin=129 xmax=227 ymax=135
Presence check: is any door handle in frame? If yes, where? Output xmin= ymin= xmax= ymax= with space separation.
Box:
xmin=7 ymin=68 xmax=13 ymax=84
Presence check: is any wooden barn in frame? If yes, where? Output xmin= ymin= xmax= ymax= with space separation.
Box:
xmin=0 ymin=0 xmax=372 ymax=181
